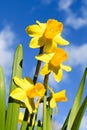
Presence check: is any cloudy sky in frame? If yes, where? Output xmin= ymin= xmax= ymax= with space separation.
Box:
xmin=0 ymin=0 xmax=87 ymax=129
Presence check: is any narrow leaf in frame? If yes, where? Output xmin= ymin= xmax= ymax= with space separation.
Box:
xmin=61 ymin=110 xmax=71 ymax=130
xmin=42 ymin=96 xmax=47 ymax=130
xmin=37 ymin=126 xmax=42 ymax=130
xmin=0 ymin=66 xmax=6 ymax=130
xmin=67 ymin=68 xmax=87 ymax=130
xmin=71 ymin=96 xmax=87 ymax=130
xmin=5 ymin=44 xmax=23 ymax=130
xmin=46 ymin=105 xmax=52 ymax=130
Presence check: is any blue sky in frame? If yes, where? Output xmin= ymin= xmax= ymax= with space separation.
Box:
xmin=0 ymin=0 xmax=87 ymax=129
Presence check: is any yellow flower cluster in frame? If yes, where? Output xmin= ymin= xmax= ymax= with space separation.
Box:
xmin=10 ymin=19 xmax=71 ymax=114
xmin=26 ymin=19 xmax=71 ymax=82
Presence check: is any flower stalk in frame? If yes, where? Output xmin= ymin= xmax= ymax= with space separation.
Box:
xmin=43 ymin=73 xmax=50 ymax=130
xmin=33 ymin=47 xmax=43 ymax=84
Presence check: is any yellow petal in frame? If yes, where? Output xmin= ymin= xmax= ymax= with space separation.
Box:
xmin=50 ymin=97 xmax=56 ymax=108
xmin=13 ymin=76 xmax=34 ymax=91
xmin=54 ymin=90 xmax=68 ymax=102
xmin=29 ymin=37 xmax=45 ymax=48
xmin=54 ymin=34 xmax=69 ymax=45
xmin=18 ymin=112 xmax=24 ymax=124
xmin=36 ymin=20 xmax=46 ymax=31
xmin=35 ymin=53 xmax=53 ymax=63
xmin=44 ymin=40 xmax=57 ymax=53
xmin=26 ymin=24 xmax=43 ymax=37
xmin=40 ymin=63 xmax=50 ymax=75
xmin=53 ymin=68 xmax=62 ymax=82
xmin=10 ymin=88 xmax=26 ymax=100
xmin=35 ymin=98 xmax=41 ymax=109
xmin=61 ymin=64 xmax=72 ymax=72
xmin=25 ymin=98 xmax=33 ymax=114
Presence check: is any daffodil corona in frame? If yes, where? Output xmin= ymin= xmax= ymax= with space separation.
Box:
xmin=26 ymin=19 xmax=69 ymax=52
xmin=36 ymin=48 xmax=71 ymax=82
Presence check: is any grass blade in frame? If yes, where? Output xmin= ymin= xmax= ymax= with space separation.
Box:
xmin=61 ymin=110 xmax=71 ymax=130
xmin=46 ymin=105 xmax=52 ymax=130
xmin=71 ymin=96 xmax=87 ymax=130
xmin=0 ymin=66 xmax=6 ymax=130
xmin=42 ymin=96 xmax=47 ymax=130
xmin=67 ymin=68 xmax=87 ymax=130
xmin=5 ymin=44 xmax=23 ymax=130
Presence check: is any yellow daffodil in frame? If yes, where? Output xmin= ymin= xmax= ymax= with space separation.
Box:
xmin=36 ymin=48 xmax=71 ymax=82
xmin=10 ymin=76 xmax=46 ymax=113
xmin=26 ymin=19 xmax=69 ymax=53
xmin=50 ymin=90 xmax=68 ymax=108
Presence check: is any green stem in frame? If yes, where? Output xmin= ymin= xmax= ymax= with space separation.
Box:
xmin=46 ymin=104 xmax=52 ymax=130
xmin=33 ymin=47 xmax=43 ymax=84
xmin=43 ymin=73 xmax=50 ymax=130
xmin=0 ymin=66 xmax=6 ymax=130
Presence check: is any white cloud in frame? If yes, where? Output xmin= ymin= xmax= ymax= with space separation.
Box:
xmin=58 ymin=0 xmax=73 ymax=11
xmin=65 ymin=44 xmax=87 ymax=68
xmin=80 ymin=115 xmax=87 ymax=130
xmin=65 ymin=15 xmax=87 ymax=29
xmin=58 ymin=0 xmax=87 ymax=29
xmin=49 ymin=73 xmax=58 ymax=87
xmin=0 ymin=25 xmax=17 ymax=103
xmin=0 ymin=25 xmax=16 ymax=76
xmin=52 ymin=121 xmax=61 ymax=130
xmin=83 ymin=0 xmax=87 ymax=5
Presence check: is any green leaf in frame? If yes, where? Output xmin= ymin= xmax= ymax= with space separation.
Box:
xmin=5 ymin=44 xmax=23 ymax=130
xmin=71 ymin=96 xmax=87 ymax=130
xmin=61 ymin=110 xmax=71 ymax=130
xmin=42 ymin=96 xmax=47 ymax=130
xmin=21 ymin=108 xmax=29 ymax=130
xmin=46 ymin=105 xmax=52 ymax=130
xmin=0 ymin=66 xmax=6 ymax=130
xmin=37 ymin=126 xmax=42 ymax=130
xmin=67 ymin=68 xmax=87 ymax=130
xmin=28 ymin=126 xmax=33 ymax=130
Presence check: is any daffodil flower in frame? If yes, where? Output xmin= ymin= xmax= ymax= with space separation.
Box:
xmin=50 ymin=89 xmax=68 ymax=108
xmin=36 ymin=48 xmax=71 ymax=82
xmin=26 ymin=19 xmax=69 ymax=53
xmin=10 ymin=76 xmax=46 ymax=113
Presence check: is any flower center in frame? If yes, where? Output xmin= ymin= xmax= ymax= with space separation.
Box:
xmin=27 ymin=83 xmax=45 ymax=98
xmin=44 ymin=19 xmax=63 ymax=39
xmin=49 ymin=48 xmax=68 ymax=67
